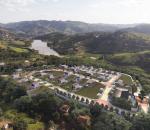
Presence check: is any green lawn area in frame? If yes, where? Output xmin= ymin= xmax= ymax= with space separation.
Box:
xmin=9 ymin=46 xmax=29 ymax=53
xmin=12 ymin=40 xmax=26 ymax=46
xmin=28 ymin=122 xmax=45 ymax=130
xmin=120 ymin=74 xmax=133 ymax=85
xmin=76 ymin=86 xmax=100 ymax=99
xmin=50 ymin=71 xmax=64 ymax=77
xmin=28 ymin=86 xmax=53 ymax=95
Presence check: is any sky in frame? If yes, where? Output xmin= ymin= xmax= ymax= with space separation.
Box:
xmin=0 ymin=0 xmax=150 ymax=24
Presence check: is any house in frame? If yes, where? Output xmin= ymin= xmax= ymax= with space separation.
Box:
xmin=64 ymin=72 xmax=69 ymax=78
xmin=60 ymin=78 xmax=68 ymax=84
xmin=73 ymin=83 xmax=83 ymax=90
xmin=18 ymin=78 xmax=29 ymax=83
xmin=40 ymin=72 xmax=47 ymax=76
xmin=0 ymin=62 xmax=5 ymax=66
xmin=87 ymin=79 xmax=94 ymax=84
xmin=16 ymin=68 xmax=23 ymax=72
xmin=0 ymin=120 xmax=13 ymax=130
xmin=44 ymin=83 xmax=51 ymax=87
xmin=59 ymin=104 xmax=70 ymax=114
xmin=31 ymin=82 xmax=40 ymax=89
xmin=49 ymin=74 xmax=54 ymax=79
xmin=75 ymin=77 xmax=80 ymax=82
xmin=61 ymin=65 xmax=68 ymax=69
xmin=33 ymin=78 xmax=40 ymax=82
xmin=29 ymin=76 xmax=34 ymax=80
xmin=114 ymin=87 xmax=129 ymax=99
xmin=13 ymin=73 xmax=20 ymax=79
xmin=24 ymin=60 xmax=30 ymax=66
xmin=77 ymin=115 xmax=91 ymax=126
xmin=97 ymin=93 xmax=102 ymax=97
xmin=115 ymin=80 xmax=124 ymax=86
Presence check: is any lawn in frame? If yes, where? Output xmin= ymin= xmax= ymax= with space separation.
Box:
xmin=76 ymin=86 xmax=101 ymax=99
xmin=28 ymin=86 xmax=53 ymax=95
xmin=9 ymin=46 xmax=29 ymax=53
xmin=28 ymin=122 xmax=45 ymax=130
xmin=50 ymin=71 xmax=64 ymax=77
xmin=120 ymin=74 xmax=133 ymax=85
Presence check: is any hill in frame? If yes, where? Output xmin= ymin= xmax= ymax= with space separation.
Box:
xmin=37 ymin=31 xmax=150 ymax=54
xmin=0 ymin=27 xmax=16 ymax=41
xmin=106 ymin=51 xmax=150 ymax=72
xmin=123 ymin=24 xmax=150 ymax=34
xmin=1 ymin=20 xmax=135 ymax=37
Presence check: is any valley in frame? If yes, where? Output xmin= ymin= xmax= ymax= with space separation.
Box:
xmin=0 ymin=20 xmax=150 ymax=130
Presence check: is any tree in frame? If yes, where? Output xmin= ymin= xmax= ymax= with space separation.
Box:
xmin=13 ymin=119 xmax=27 ymax=130
xmin=93 ymin=112 xmax=132 ymax=130
xmin=52 ymin=112 xmax=60 ymax=121
xmin=132 ymin=113 xmax=150 ymax=130
xmin=86 ymin=99 xmax=89 ymax=104
xmin=76 ymin=96 xmax=80 ymax=101
xmin=139 ymin=90 xmax=146 ymax=101
xmin=72 ymin=95 xmax=76 ymax=99
xmin=31 ymin=92 xmax=62 ymax=122
xmin=90 ymin=103 xmax=102 ymax=117
xmin=81 ymin=98 xmax=85 ymax=102
xmin=14 ymin=96 xmax=33 ymax=115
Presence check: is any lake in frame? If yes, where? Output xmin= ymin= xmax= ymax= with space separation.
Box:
xmin=30 ymin=40 xmax=60 ymax=57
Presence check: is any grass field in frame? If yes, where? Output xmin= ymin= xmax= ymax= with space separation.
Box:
xmin=120 ymin=74 xmax=133 ymax=85
xmin=28 ymin=122 xmax=44 ymax=130
xmin=9 ymin=46 xmax=29 ymax=53
xmin=76 ymin=86 xmax=101 ymax=99
xmin=28 ymin=86 xmax=53 ymax=95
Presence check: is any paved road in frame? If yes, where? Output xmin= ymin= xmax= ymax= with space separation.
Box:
xmin=96 ymin=75 xmax=120 ymax=107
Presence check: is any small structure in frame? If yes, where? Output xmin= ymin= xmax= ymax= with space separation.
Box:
xmin=31 ymin=82 xmax=40 ymax=89
xmin=12 ymin=73 xmax=20 ymax=79
xmin=0 ymin=62 xmax=5 ymax=66
xmin=114 ymin=87 xmax=129 ymax=99
xmin=60 ymin=78 xmax=68 ymax=84
xmin=59 ymin=104 xmax=70 ymax=114
xmin=24 ymin=60 xmax=30 ymax=66
xmin=77 ymin=115 xmax=91 ymax=126
xmin=40 ymin=72 xmax=47 ymax=76
xmin=73 ymin=83 xmax=83 ymax=90
xmin=116 ymin=80 xmax=124 ymax=86
xmin=49 ymin=74 xmax=54 ymax=79
xmin=87 ymin=79 xmax=94 ymax=84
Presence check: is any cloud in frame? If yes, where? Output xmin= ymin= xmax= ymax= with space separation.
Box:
xmin=0 ymin=0 xmax=36 ymax=12
xmin=52 ymin=0 xmax=60 ymax=2
xmin=0 ymin=0 xmax=55 ymax=12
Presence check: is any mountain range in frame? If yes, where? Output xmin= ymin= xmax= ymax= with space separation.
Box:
xmin=0 ymin=20 xmax=138 ymax=37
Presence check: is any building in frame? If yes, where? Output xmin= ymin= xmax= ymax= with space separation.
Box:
xmin=73 ymin=83 xmax=83 ymax=90
xmin=114 ymin=87 xmax=129 ymax=99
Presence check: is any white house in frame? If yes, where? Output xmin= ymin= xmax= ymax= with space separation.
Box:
xmin=73 ymin=83 xmax=83 ymax=90
xmin=60 ymin=78 xmax=68 ymax=84
xmin=0 ymin=62 xmax=5 ymax=66
xmin=13 ymin=73 xmax=20 ymax=79
xmin=49 ymin=74 xmax=54 ymax=79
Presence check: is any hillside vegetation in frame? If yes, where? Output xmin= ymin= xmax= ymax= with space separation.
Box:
xmin=1 ymin=20 xmax=134 ymax=37
xmin=37 ymin=31 xmax=150 ymax=54
xmin=107 ymin=51 xmax=150 ymax=71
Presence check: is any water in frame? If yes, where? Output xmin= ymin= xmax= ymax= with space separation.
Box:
xmin=30 ymin=40 xmax=60 ymax=57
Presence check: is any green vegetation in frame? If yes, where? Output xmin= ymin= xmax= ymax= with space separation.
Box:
xmin=27 ymin=122 xmax=44 ymax=130
xmin=111 ymin=97 xmax=132 ymax=110
xmin=9 ymin=46 xmax=29 ymax=53
xmin=107 ymin=51 xmax=150 ymax=72
xmin=37 ymin=31 xmax=150 ymax=54
xmin=76 ymin=86 xmax=102 ymax=99
xmin=0 ymin=25 xmax=150 ymax=130
xmin=120 ymin=74 xmax=133 ymax=85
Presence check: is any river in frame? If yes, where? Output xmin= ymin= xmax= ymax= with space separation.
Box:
xmin=30 ymin=40 xmax=60 ymax=57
